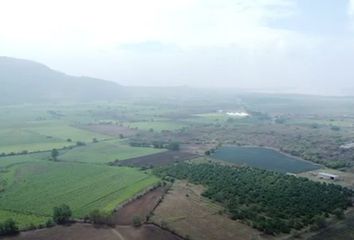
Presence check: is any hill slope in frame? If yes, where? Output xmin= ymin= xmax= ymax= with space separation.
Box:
xmin=0 ymin=57 xmax=122 ymax=104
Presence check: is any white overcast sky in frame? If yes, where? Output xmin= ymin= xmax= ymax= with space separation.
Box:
xmin=1 ymin=0 xmax=354 ymax=95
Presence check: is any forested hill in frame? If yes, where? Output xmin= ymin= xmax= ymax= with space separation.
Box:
xmin=0 ymin=57 xmax=122 ymax=104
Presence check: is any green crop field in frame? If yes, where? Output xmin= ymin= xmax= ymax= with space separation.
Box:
xmin=0 ymin=158 xmax=159 ymax=228
xmin=126 ymin=121 xmax=185 ymax=132
xmin=0 ymin=124 xmax=110 ymax=154
xmin=27 ymin=124 xmax=108 ymax=142
xmin=59 ymin=140 xmax=165 ymax=164
xmin=0 ymin=152 xmax=49 ymax=168
xmin=0 ymin=210 xmax=49 ymax=230
xmin=0 ymin=128 xmax=69 ymax=154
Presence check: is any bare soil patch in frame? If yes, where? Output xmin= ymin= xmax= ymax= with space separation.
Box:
xmin=151 ymin=180 xmax=276 ymax=240
xmin=116 ymin=224 xmax=183 ymax=240
xmin=179 ymin=143 xmax=217 ymax=155
xmin=117 ymin=151 xmax=198 ymax=168
xmin=3 ymin=224 xmax=117 ymax=240
xmin=3 ymin=223 xmax=183 ymax=240
xmin=111 ymin=186 xmax=166 ymax=225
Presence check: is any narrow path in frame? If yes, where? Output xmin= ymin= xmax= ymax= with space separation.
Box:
xmin=111 ymin=228 xmax=126 ymax=240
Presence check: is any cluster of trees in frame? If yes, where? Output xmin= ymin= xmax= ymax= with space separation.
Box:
xmin=130 ymin=140 xmax=180 ymax=151
xmin=53 ymin=204 xmax=72 ymax=224
xmin=0 ymin=219 xmax=18 ymax=236
xmin=151 ymin=141 xmax=180 ymax=151
xmin=0 ymin=204 xmax=69 ymax=236
xmin=155 ymin=163 xmax=353 ymax=235
xmin=84 ymin=209 xmax=113 ymax=226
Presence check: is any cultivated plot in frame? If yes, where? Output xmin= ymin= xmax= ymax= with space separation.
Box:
xmin=59 ymin=140 xmax=165 ymax=164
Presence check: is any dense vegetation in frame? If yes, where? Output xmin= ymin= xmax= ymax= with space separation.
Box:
xmin=0 ymin=218 xmax=19 ymax=236
xmin=53 ymin=204 xmax=72 ymax=224
xmin=155 ymin=163 xmax=353 ymax=234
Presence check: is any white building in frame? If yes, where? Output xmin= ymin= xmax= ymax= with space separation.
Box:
xmin=318 ymin=172 xmax=339 ymax=180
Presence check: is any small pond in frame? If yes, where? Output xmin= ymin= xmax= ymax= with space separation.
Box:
xmin=212 ymin=146 xmax=320 ymax=173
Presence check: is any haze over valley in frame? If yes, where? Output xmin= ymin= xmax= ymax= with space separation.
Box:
xmin=1 ymin=1 xmax=354 ymax=240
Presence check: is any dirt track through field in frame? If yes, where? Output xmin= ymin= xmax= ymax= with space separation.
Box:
xmin=111 ymin=186 xmax=165 ymax=225
xmin=111 ymin=229 xmax=125 ymax=240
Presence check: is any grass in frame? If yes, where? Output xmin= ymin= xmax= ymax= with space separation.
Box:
xmin=0 ymin=124 xmax=108 ymax=154
xmin=27 ymin=124 xmax=108 ymax=142
xmin=194 ymin=113 xmax=228 ymax=121
xmin=0 ymin=161 xmax=159 ymax=224
xmin=126 ymin=121 xmax=185 ymax=132
xmin=0 ymin=209 xmax=49 ymax=230
xmin=0 ymin=142 xmax=72 ymax=155
xmin=0 ymin=128 xmax=69 ymax=154
xmin=0 ymin=152 xmax=49 ymax=168
xmin=59 ymin=140 xmax=165 ymax=164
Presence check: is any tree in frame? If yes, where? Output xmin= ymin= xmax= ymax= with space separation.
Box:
xmin=88 ymin=209 xmax=111 ymax=225
xmin=333 ymin=208 xmax=345 ymax=220
xmin=76 ymin=141 xmax=86 ymax=146
xmin=312 ymin=215 xmax=327 ymax=230
xmin=0 ymin=218 xmax=19 ymax=236
xmin=51 ymin=148 xmax=59 ymax=161
xmin=53 ymin=204 xmax=72 ymax=224
xmin=132 ymin=216 xmax=142 ymax=227
xmin=167 ymin=142 xmax=180 ymax=151
xmin=45 ymin=219 xmax=55 ymax=228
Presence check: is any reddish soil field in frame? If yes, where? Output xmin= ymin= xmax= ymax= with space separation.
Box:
xmin=117 ymin=151 xmax=198 ymax=168
xmin=3 ymin=224 xmax=183 ymax=240
xmin=3 ymin=224 xmax=116 ymax=240
xmin=116 ymin=224 xmax=183 ymax=240
xmin=179 ymin=143 xmax=218 ymax=155
xmin=111 ymin=187 xmax=166 ymax=225
xmin=82 ymin=124 xmax=137 ymax=137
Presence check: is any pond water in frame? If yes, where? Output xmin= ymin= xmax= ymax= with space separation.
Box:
xmin=212 ymin=146 xmax=320 ymax=173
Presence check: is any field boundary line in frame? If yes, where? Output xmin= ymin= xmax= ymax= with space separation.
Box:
xmin=111 ymin=228 xmax=125 ymax=240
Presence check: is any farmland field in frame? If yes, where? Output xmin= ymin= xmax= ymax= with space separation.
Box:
xmin=118 ymin=151 xmax=198 ymax=167
xmin=27 ymin=124 xmax=108 ymax=142
xmin=151 ymin=181 xmax=268 ymax=240
xmin=0 ymin=128 xmax=69 ymax=154
xmin=3 ymin=223 xmax=184 ymax=240
xmin=59 ymin=140 xmax=165 ymax=164
xmin=0 ymin=152 xmax=49 ymax=168
xmin=0 ymin=95 xmax=354 ymax=239
xmin=0 ymin=124 xmax=109 ymax=154
xmin=0 ymin=210 xmax=48 ymax=230
xmin=0 ymin=159 xmax=159 ymax=228
xmin=212 ymin=146 xmax=320 ymax=173
xmin=126 ymin=121 xmax=185 ymax=132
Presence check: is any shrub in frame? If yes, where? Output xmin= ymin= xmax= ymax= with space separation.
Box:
xmin=0 ymin=218 xmax=19 ymax=236
xmin=46 ymin=219 xmax=55 ymax=228
xmin=53 ymin=204 xmax=72 ymax=224
xmin=132 ymin=216 xmax=142 ymax=227
xmin=88 ymin=209 xmax=111 ymax=225
xmin=333 ymin=208 xmax=345 ymax=220
xmin=76 ymin=141 xmax=86 ymax=146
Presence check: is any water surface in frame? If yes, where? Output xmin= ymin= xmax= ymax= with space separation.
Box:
xmin=213 ymin=146 xmax=320 ymax=173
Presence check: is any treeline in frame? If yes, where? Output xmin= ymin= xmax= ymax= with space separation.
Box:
xmin=130 ymin=141 xmax=180 ymax=151
xmin=155 ymin=163 xmax=353 ymax=234
xmin=0 ymin=219 xmax=18 ymax=236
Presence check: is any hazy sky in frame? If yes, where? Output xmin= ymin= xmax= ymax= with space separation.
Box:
xmin=1 ymin=0 xmax=354 ymax=95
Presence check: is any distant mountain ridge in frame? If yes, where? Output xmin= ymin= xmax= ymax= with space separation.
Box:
xmin=0 ymin=57 xmax=122 ymax=104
